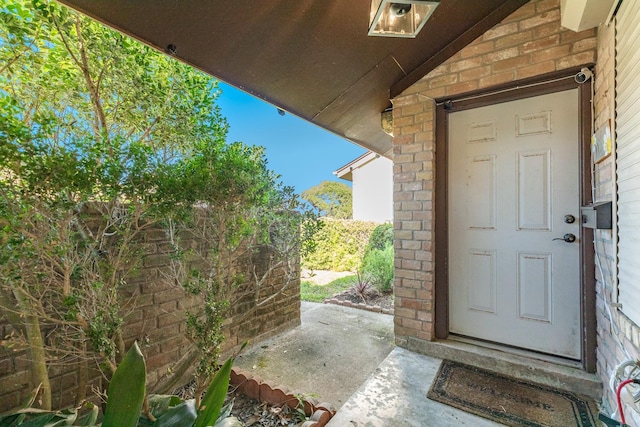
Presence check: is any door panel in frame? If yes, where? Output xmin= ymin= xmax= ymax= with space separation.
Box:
xmin=468 ymin=155 xmax=496 ymax=230
xmin=517 ymin=149 xmax=551 ymax=230
xmin=517 ymin=252 xmax=551 ymax=322
xmin=467 ymin=249 xmax=497 ymax=313
xmin=448 ymin=89 xmax=580 ymax=359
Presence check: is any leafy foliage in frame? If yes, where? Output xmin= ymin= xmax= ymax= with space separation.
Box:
xmin=0 ymin=343 xmax=240 ymax=427
xmin=301 ymin=219 xmax=378 ymax=272
xmin=159 ymin=142 xmax=318 ymax=402
xmin=301 ymin=181 xmax=352 ymax=219
xmin=1 ymin=0 xmax=218 ymax=406
xmin=360 ymin=224 xmax=394 ymax=293
xmin=361 ymin=245 xmax=394 ymax=293
xmin=365 ymin=223 xmax=394 ymax=254
xmin=0 ymin=0 xmax=318 ymax=411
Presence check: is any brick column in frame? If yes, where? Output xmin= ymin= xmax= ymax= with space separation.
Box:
xmin=392 ymin=95 xmax=437 ymax=345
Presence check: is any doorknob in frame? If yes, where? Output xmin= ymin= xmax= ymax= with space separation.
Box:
xmin=553 ymin=233 xmax=576 ymax=243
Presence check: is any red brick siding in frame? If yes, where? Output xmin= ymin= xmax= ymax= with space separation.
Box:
xmin=392 ymin=0 xmax=597 ymax=349
xmin=0 ymin=227 xmax=299 ymax=412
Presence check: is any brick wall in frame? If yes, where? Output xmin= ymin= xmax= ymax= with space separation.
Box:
xmin=392 ymin=0 xmax=596 ymax=350
xmin=392 ymin=0 xmax=640 ymax=422
xmin=593 ymin=18 xmax=640 ymax=425
xmin=0 ymin=226 xmax=300 ymax=412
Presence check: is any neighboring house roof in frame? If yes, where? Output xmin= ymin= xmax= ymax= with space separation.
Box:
xmin=56 ymin=0 xmax=527 ymax=156
xmin=333 ymin=151 xmax=382 ymax=182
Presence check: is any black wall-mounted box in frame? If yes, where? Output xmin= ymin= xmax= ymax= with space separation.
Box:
xmin=581 ymin=201 xmax=612 ymax=229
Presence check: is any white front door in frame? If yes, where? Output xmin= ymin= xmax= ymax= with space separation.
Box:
xmin=448 ymin=89 xmax=581 ymax=359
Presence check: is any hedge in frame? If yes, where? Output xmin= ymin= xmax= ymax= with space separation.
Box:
xmin=302 ymin=219 xmax=379 ymax=272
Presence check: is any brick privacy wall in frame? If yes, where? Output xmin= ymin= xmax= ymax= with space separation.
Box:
xmin=0 ymin=228 xmax=300 ymax=412
xmin=593 ymin=20 xmax=640 ymax=425
xmin=391 ymin=0 xmax=597 ymax=350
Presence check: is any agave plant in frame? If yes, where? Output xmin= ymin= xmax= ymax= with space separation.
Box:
xmin=352 ymin=271 xmax=375 ymax=303
xmin=0 ymin=342 xmax=241 ymax=427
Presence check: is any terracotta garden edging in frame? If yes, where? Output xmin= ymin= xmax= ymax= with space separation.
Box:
xmin=230 ymin=368 xmax=336 ymax=427
xmin=323 ymin=297 xmax=394 ymax=316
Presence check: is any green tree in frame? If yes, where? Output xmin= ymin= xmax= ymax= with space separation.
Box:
xmin=0 ymin=0 xmax=226 ymax=408
xmin=301 ymin=180 xmax=352 ymax=219
xmin=156 ymin=142 xmax=318 ymax=405
xmin=1 ymin=0 xmax=317 ymax=412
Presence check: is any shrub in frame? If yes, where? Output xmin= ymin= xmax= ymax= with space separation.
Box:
xmin=301 ymin=219 xmax=378 ymax=272
xmin=362 ymin=245 xmax=394 ymax=293
xmin=365 ymin=223 xmax=393 ymax=254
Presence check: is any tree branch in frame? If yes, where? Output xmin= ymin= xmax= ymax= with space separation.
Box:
xmin=0 ymin=25 xmax=42 ymax=75
xmin=74 ymin=18 xmax=108 ymax=135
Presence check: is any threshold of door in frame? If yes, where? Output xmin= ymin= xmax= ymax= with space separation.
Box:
xmin=411 ymin=336 xmax=602 ymax=401
xmin=451 ymin=334 xmax=582 ymax=369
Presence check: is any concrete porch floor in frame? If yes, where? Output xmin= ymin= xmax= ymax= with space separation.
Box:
xmin=235 ymin=302 xmax=601 ymax=426
xmin=326 ymin=346 xmax=503 ymax=426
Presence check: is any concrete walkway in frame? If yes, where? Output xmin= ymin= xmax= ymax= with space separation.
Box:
xmin=327 ymin=347 xmax=502 ymax=426
xmin=234 ymin=301 xmax=395 ymax=408
xmin=234 ymin=302 xmax=504 ymax=426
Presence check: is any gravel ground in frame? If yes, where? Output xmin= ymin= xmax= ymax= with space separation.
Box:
xmin=228 ymin=390 xmax=308 ymax=427
xmin=174 ymin=382 xmax=309 ymax=426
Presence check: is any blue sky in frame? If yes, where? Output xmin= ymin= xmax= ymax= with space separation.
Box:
xmin=217 ymin=83 xmax=366 ymax=193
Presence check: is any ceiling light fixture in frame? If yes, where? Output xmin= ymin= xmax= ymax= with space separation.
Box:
xmin=368 ymin=0 xmax=440 ymax=38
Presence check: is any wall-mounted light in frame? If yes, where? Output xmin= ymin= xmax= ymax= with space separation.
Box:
xmin=368 ymin=0 xmax=440 ymax=38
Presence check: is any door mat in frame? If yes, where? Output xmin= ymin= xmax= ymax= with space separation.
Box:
xmin=427 ymin=360 xmax=598 ymax=427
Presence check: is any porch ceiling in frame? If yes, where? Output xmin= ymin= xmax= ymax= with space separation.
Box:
xmin=56 ymin=0 xmax=527 ymax=156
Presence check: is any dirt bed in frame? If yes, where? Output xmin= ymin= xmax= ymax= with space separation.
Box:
xmin=327 ymin=287 xmax=393 ymax=312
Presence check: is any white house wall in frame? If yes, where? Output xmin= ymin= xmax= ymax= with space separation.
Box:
xmin=352 ymin=156 xmax=393 ymax=223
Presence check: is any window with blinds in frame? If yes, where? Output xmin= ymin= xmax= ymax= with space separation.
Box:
xmin=616 ymin=0 xmax=640 ymax=327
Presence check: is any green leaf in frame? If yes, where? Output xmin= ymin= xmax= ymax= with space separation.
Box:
xmin=212 ymin=417 xmax=242 ymax=427
xmin=6 ymin=412 xmax=55 ymax=427
xmin=102 ymin=342 xmax=146 ymax=427
xmin=75 ymin=403 xmax=99 ymax=426
xmin=32 ymin=408 xmax=78 ymax=426
xmin=0 ymin=407 xmax=94 ymax=427
xmin=193 ymin=357 xmax=233 ymax=427
xmin=0 ymin=407 xmax=80 ymax=427
xmin=214 ymin=400 xmax=233 ymax=423
xmin=151 ymin=400 xmax=196 ymax=427
xmin=0 ymin=413 xmax=25 ymax=427
xmin=146 ymin=395 xmax=184 ymax=419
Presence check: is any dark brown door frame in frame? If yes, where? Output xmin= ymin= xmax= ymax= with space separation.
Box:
xmin=433 ymin=67 xmax=596 ymax=373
